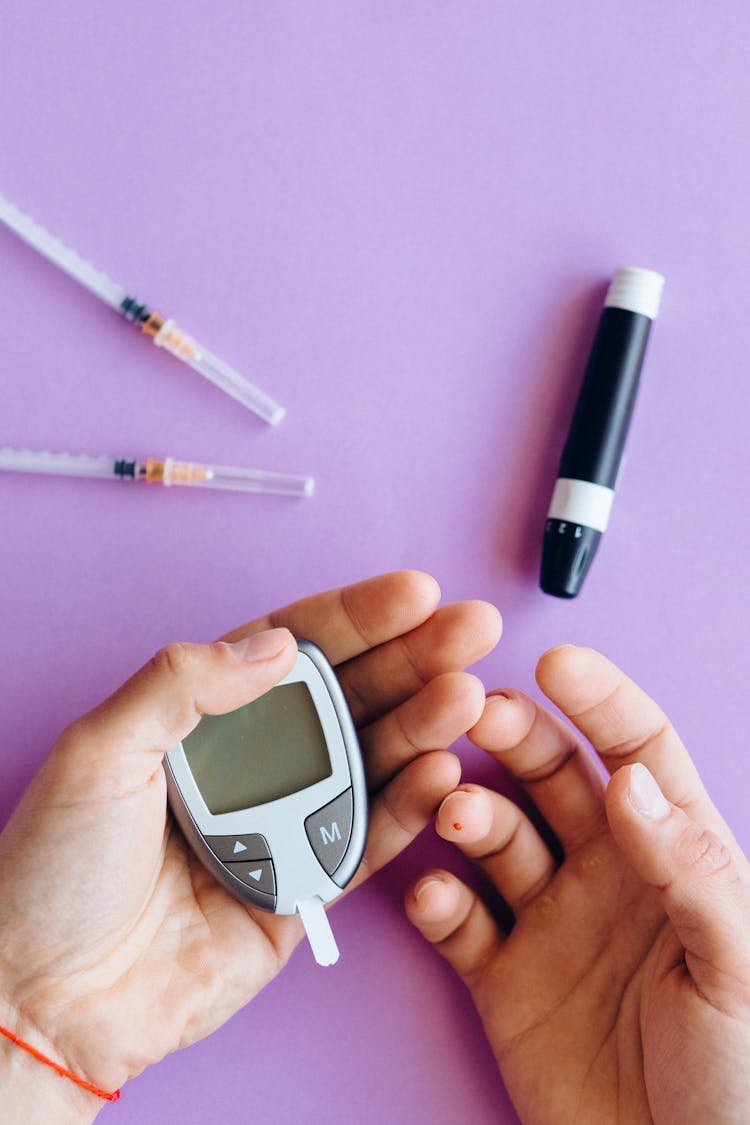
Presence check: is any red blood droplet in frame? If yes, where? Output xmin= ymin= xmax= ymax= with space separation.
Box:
xmin=453 ymin=822 xmax=463 ymax=831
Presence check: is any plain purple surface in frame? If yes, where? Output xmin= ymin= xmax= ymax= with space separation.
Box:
xmin=1 ymin=4 xmax=749 ymax=1122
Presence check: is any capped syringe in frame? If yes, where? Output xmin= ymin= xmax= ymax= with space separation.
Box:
xmin=0 ymin=193 xmax=285 ymax=425
xmin=0 ymin=448 xmax=313 ymax=497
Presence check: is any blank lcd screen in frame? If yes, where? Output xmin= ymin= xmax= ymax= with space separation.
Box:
xmin=183 ymin=681 xmax=333 ymax=814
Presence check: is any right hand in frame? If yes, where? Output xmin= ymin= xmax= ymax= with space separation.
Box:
xmin=407 ymin=645 xmax=750 ymax=1124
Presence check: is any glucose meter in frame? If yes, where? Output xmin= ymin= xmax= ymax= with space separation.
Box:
xmin=164 ymin=639 xmax=367 ymax=966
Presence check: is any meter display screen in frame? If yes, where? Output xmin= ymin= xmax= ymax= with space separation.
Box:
xmin=183 ymin=681 xmax=333 ymax=814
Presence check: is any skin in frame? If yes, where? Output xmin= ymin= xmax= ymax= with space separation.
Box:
xmin=406 ymin=645 xmax=750 ymax=1124
xmin=3 ymin=579 xmax=749 ymax=1125
xmin=0 ymin=571 xmax=502 ymax=1123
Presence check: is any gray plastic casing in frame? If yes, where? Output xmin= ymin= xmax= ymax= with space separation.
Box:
xmin=164 ymin=639 xmax=367 ymax=914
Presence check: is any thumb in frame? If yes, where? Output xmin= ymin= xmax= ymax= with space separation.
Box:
xmin=606 ymin=763 xmax=750 ymax=1002
xmin=50 ymin=629 xmax=297 ymax=797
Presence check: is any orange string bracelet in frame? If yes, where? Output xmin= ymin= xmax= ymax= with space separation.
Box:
xmin=0 ymin=1023 xmax=121 ymax=1102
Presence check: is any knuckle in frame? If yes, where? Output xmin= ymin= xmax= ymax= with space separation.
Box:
xmin=55 ymin=709 xmax=103 ymax=751
xmin=151 ymin=642 xmax=192 ymax=679
xmin=339 ymin=584 xmax=374 ymax=647
xmin=53 ymin=716 xmax=88 ymax=756
xmin=206 ymin=640 xmax=236 ymax=664
xmin=676 ymin=825 xmax=734 ymax=880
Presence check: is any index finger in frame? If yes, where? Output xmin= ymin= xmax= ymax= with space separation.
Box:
xmin=219 ymin=571 xmax=441 ymax=665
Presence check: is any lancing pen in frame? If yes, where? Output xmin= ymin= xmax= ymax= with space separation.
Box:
xmin=539 ymin=266 xmax=665 ymax=598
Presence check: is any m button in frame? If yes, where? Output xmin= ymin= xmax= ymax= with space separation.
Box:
xmin=305 ymin=789 xmax=353 ymax=877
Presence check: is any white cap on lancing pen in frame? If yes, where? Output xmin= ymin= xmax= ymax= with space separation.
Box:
xmin=603 ymin=266 xmax=665 ymax=321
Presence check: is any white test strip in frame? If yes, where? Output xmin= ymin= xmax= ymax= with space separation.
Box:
xmin=297 ymin=896 xmax=340 ymax=967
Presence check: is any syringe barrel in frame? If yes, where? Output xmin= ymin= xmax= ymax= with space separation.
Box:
xmin=0 ymin=194 xmax=127 ymax=310
xmin=0 ymin=448 xmax=118 ymax=479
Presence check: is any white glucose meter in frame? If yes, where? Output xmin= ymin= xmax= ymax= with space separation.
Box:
xmin=164 ymin=639 xmax=367 ymax=965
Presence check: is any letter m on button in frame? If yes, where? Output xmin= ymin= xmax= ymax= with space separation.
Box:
xmin=320 ymin=821 xmax=342 ymax=846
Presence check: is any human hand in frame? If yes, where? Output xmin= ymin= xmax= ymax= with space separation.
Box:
xmin=407 ymin=645 xmax=750 ymax=1125
xmin=0 ymin=571 xmax=501 ymax=1122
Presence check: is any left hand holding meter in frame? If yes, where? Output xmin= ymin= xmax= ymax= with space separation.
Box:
xmin=0 ymin=572 xmax=501 ymax=1104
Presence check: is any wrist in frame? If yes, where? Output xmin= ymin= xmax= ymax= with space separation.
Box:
xmin=0 ymin=1002 xmax=102 ymax=1125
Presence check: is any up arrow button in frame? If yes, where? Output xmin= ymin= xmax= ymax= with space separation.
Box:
xmin=205 ymin=834 xmax=271 ymax=863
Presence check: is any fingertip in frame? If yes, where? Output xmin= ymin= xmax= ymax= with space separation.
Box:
xmin=432 ymin=672 xmax=491 ymax=737
xmin=406 ymin=872 xmax=504 ymax=981
xmin=604 ymin=763 xmax=632 ymax=814
xmin=406 ymin=871 xmax=460 ymax=928
xmin=398 ymin=569 xmax=442 ymax=609
xmin=475 ymin=601 xmax=504 ymax=650
xmin=604 ymin=765 xmax=642 ymax=840
xmin=436 ymin=786 xmax=493 ymax=843
xmin=441 ymin=750 xmax=463 ymax=792
xmin=606 ymin=762 xmax=671 ymax=825
xmin=403 ymin=750 xmax=464 ymax=818
xmin=460 ymin=673 xmax=492 ymax=727
xmin=467 ymin=689 xmax=532 ymax=752
xmin=604 ymin=765 xmax=679 ymax=889
xmin=423 ymin=751 xmax=464 ymax=827
xmin=535 ymin=644 xmax=612 ymax=706
xmin=535 ymin=643 xmax=581 ymax=682
xmin=445 ymin=600 xmax=503 ymax=657
xmin=389 ymin=749 xmax=463 ymax=818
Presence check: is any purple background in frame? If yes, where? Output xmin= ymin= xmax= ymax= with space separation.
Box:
xmin=1 ymin=4 xmax=749 ymax=1122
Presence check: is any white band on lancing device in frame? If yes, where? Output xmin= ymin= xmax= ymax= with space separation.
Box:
xmin=547 ymin=478 xmax=615 ymax=533
xmin=297 ymin=897 xmax=340 ymax=966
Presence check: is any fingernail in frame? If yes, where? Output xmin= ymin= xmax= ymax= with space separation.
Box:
xmin=629 ymin=763 xmax=671 ymax=821
xmin=228 ymin=629 xmax=292 ymax=663
xmin=414 ymin=877 xmax=443 ymax=903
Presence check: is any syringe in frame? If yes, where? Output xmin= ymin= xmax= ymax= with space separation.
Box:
xmin=0 ymin=194 xmax=285 ymax=425
xmin=0 ymin=448 xmax=313 ymax=497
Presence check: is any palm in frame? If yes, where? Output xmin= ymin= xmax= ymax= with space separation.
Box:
xmin=408 ymin=645 xmax=750 ymax=1125
xmin=476 ymin=832 xmax=667 ymax=1122
xmin=70 ymin=827 xmax=303 ymax=1072
xmin=0 ymin=775 xmax=300 ymax=1086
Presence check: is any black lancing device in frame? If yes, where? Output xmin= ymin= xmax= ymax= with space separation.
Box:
xmin=540 ymin=266 xmax=665 ymax=598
